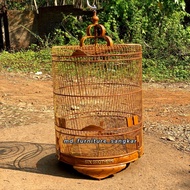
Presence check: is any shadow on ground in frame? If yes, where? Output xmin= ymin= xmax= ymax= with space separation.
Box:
xmin=0 ymin=141 xmax=96 ymax=179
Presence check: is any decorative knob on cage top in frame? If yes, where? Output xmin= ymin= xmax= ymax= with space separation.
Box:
xmin=91 ymin=11 xmax=99 ymax=24
xmin=80 ymin=8 xmax=113 ymax=47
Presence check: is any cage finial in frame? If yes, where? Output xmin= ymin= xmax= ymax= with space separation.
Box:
xmin=80 ymin=4 xmax=113 ymax=47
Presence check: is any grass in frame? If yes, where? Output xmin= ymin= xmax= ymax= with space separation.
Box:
xmin=0 ymin=48 xmax=189 ymax=82
xmin=0 ymin=48 xmax=52 ymax=74
xmin=142 ymin=58 xmax=190 ymax=82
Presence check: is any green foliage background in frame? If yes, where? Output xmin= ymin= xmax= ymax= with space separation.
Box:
xmin=99 ymin=0 xmax=190 ymax=81
xmin=0 ymin=0 xmax=190 ymax=81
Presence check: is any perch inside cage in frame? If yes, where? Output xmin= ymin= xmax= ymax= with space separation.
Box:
xmin=52 ymin=3 xmax=143 ymax=180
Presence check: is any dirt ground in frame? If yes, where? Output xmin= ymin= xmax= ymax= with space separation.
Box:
xmin=0 ymin=72 xmax=189 ymax=190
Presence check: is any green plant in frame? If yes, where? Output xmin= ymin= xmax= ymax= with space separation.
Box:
xmin=99 ymin=0 xmax=190 ymax=81
xmin=1 ymin=0 xmax=190 ymax=81
xmin=59 ymin=14 xmax=89 ymax=45
xmin=0 ymin=49 xmax=52 ymax=73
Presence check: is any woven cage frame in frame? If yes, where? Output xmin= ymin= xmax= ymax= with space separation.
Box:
xmin=52 ymin=44 xmax=143 ymax=160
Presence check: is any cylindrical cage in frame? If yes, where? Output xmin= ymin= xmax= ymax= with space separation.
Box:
xmin=52 ymin=44 xmax=143 ymax=179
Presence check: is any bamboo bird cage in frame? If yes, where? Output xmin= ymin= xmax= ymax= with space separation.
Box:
xmin=52 ymin=10 xmax=143 ymax=180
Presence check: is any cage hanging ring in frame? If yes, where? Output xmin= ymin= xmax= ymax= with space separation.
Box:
xmin=87 ymin=0 xmax=97 ymax=11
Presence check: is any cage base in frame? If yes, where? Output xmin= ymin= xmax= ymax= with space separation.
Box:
xmin=57 ymin=146 xmax=143 ymax=179
xmin=74 ymin=164 xmax=127 ymax=180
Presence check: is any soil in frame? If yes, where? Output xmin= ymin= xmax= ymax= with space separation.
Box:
xmin=0 ymin=72 xmax=190 ymax=190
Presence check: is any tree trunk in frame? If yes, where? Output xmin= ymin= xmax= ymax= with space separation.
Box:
xmin=3 ymin=11 xmax=10 ymax=50
xmin=33 ymin=0 xmax=39 ymax=13
xmin=75 ymin=0 xmax=82 ymax=8
xmin=45 ymin=0 xmax=48 ymax=6
xmin=0 ymin=17 xmax=4 ymax=51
